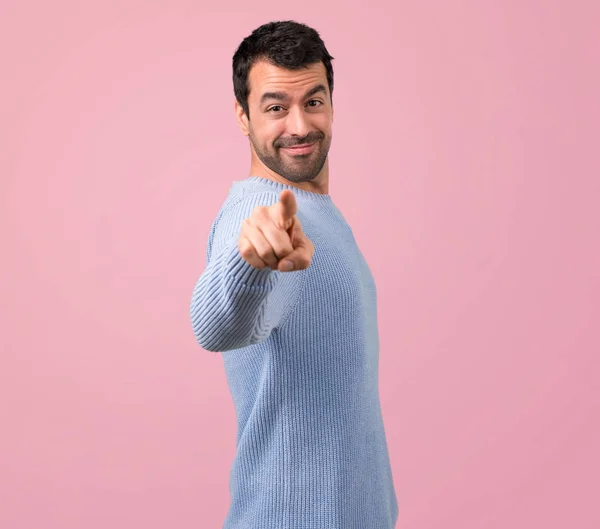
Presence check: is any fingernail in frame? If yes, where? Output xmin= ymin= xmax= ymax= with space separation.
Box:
xmin=280 ymin=260 xmax=294 ymax=271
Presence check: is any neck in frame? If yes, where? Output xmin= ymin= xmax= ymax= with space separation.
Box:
xmin=248 ymin=160 xmax=329 ymax=195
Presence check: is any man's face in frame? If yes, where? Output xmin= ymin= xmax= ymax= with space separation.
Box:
xmin=240 ymin=60 xmax=333 ymax=184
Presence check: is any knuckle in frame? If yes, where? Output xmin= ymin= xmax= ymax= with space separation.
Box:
xmin=238 ymin=242 xmax=253 ymax=259
xmin=240 ymin=247 xmax=252 ymax=260
xmin=254 ymin=205 xmax=268 ymax=217
xmin=258 ymin=248 xmax=273 ymax=261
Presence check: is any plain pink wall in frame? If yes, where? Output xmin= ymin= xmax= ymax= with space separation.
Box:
xmin=2 ymin=2 xmax=599 ymax=528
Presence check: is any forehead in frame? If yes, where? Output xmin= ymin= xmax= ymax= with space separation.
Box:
xmin=248 ymin=60 xmax=328 ymax=103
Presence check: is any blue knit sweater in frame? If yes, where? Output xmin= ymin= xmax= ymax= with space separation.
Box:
xmin=190 ymin=176 xmax=398 ymax=529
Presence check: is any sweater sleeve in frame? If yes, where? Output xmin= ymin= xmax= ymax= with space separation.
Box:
xmin=189 ymin=191 xmax=303 ymax=352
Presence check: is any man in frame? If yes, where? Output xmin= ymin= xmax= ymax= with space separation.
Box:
xmin=190 ymin=20 xmax=398 ymax=529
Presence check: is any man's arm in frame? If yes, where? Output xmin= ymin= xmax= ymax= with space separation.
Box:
xmin=189 ymin=190 xmax=308 ymax=352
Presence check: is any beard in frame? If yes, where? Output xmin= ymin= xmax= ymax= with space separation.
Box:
xmin=248 ymin=128 xmax=331 ymax=184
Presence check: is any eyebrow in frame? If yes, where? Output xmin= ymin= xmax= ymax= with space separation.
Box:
xmin=259 ymin=84 xmax=328 ymax=106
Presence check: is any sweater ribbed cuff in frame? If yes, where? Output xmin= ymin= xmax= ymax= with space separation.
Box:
xmin=224 ymin=243 xmax=279 ymax=288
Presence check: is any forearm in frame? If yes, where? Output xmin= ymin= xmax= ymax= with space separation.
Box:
xmin=190 ymin=239 xmax=282 ymax=352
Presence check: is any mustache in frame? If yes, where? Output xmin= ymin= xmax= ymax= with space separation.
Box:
xmin=276 ymin=133 xmax=323 ymax=148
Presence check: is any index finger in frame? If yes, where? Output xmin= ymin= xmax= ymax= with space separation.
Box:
xmin=271 ymin=190 xmax=297 ymax=228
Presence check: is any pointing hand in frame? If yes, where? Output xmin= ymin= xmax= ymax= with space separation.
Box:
xmin=238 ymin=190 xmax=314 ymax=272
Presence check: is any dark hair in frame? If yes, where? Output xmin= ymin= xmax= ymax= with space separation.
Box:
xmin=232 ymin=20 xmax=335 ymax=120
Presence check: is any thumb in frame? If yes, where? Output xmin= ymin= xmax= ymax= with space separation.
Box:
xmin=278 ymin=217 xmax=313 ymax=272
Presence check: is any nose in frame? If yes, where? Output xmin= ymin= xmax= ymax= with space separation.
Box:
xmin=285 ymin=105 xmax=310 ymax=139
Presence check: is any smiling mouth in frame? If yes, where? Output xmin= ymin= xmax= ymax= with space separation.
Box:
xmin=281 ymin=142 xmax=317 ymax=155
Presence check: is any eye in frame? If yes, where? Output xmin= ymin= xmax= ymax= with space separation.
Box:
xmin=267 ymin=100 xmax=323 ymax=113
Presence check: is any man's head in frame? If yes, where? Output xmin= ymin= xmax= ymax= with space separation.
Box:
xmin=232 ymin=21 xmax=335 ymax=184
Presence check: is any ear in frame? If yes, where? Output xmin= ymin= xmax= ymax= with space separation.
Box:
xmin=234 ymin=99 xmax=249 ymax=136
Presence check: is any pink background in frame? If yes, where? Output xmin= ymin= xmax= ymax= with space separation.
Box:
xmin=2 ymin=2 xmax=599 ymax=528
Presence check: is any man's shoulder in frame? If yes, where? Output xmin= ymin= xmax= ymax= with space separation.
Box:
xmin=217 ymin=180 xmax=281 ymax=217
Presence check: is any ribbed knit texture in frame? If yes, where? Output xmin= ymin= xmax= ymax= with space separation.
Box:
xmin=190 ymin=176 xmax=398 ymax=529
